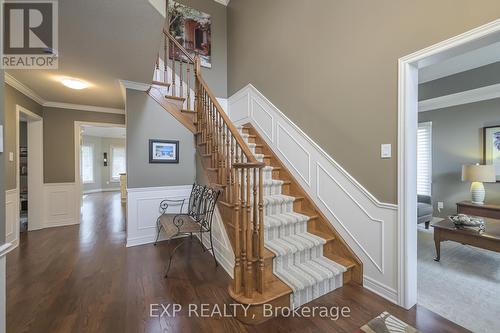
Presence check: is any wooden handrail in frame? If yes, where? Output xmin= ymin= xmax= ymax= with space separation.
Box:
xmin=196 ymin=72 xmax=262 ymax=166
xmin=154 ymin=26 xmax=265 ymax=299
xmin=163 ymin=29 xmax=195 ymax=63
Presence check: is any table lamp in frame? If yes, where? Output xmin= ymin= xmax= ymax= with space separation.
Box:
xmin=461 ymin=164 xmax=496 ymax=205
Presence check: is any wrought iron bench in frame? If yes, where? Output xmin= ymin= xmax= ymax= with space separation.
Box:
xmin=154 ymin=184 xmax=222 ymax=277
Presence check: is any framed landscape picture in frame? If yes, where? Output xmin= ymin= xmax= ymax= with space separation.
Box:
xmin=483 ymin=125 xmax=500 ymax=182
xmin=168 ymin=1 xmax=212 ymax=68
xmin=149 ymin=140 xmax=179 ymax=164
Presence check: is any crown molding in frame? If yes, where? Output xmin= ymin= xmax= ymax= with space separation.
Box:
xmin=213 ymin=0 xmax=230 ymax=6
xmin=44 ymin=102 xmax=125 ymax=114
xmin=5 ymin=72 xmax=46 ymax=105
xmin=5 ymin=73 xmax=125 ymax=114
xmin=119 ymin=79 xmax=151 ymax=91
xmin=419 ymin=83 xmax=500 ymax=112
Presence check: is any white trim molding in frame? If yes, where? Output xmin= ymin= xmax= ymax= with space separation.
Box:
xmin=83 ymin=188 xmax=120 ymax=194
xmin=5 ymin=73 xmax=45 ymax=105
xmin=228 ymin=84 xmax=398 ymax=303
xmin=398 ymin=19 xmax=500 ymax=309
xmin=419 ymin=83 xmax=500 ymax=112
xmin=5 ymin=72 xmax=126 ymax=114
xmin=119 ymin=79 xmax=151 ymax=92
xmin=213 ymin=0 xmax=230 ymax=6
xmin=44 ymin=101 xmax=125 ymax=114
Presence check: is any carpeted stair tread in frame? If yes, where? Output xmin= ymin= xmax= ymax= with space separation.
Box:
xmin=237 ymin=125 xmax=347 ymax=308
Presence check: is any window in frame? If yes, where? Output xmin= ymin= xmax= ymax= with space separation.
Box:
xmin=417 ymin=122 xmax=432 ymax=196
xmin=111 ymin=146 xmax=126 ymax=181
xmin=81 ymin=144 xmax=94 ymax=184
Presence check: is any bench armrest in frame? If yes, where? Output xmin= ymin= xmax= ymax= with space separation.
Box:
xmin=159 ymin=198 xmax=186 ymax=214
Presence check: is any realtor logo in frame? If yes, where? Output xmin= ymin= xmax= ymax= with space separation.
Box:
xmin=1 ymin=0 xmax=58 ymax=69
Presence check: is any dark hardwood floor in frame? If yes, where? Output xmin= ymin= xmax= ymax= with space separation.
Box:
xmin=7 ymin=192 xmax=468 ymax=333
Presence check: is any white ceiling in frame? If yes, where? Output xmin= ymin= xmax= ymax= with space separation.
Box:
xmin=6 ymin=0 xmax=165 ymax=109
xmin=82 ymin=126 xmax=126 ymax=138
xmin=419 ymin=40 xmax=500 ymax=83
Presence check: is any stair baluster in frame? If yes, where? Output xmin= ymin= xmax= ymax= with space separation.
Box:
xmin=156 ymin=29 xmax=267 ymax=300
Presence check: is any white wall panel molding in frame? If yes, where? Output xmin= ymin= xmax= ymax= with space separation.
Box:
xmin=197 ymin=207 xmax=235 ymax=278
xmin=126 ymin=185 xmax=192 ymax=247
xmin=228 ymin=84 xmax=398 ymax=303
xmin=43 ymin=183 xmax=79 ymax=228
xmin=5 ymin=189 xmax=19 ymax=249
xmin=277 ymin=123 xmax=311 ymax=186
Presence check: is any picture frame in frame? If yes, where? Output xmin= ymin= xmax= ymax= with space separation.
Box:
xmin=149 ymin=139 xmax=179 ymax=164
xmin=483 ymin=125 xmax=500 ymax=182
xmin=168 ymin=1 xmax=212 ymax=68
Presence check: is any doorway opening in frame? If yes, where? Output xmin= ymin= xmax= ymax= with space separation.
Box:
xmin=74 ymin=122 xmax=127 ymax=223
xmin=398 ymin=19 xmax=500 ymax=333
xmin=12 ymin=105 xmax=44 ymax=247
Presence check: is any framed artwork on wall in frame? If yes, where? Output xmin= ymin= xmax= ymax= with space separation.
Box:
xmin=168 ymin=0 xmax=212 ymax=68
xmin=483 ymin=125 xmax=500 ymax=182
xmin=149 ymin=140 xmax=179 ymax=164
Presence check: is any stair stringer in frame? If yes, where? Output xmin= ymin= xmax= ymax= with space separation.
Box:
xmin=229 ymin=84 xmax=400 ymax=304
xmin=148 ymin=85 xmax=196 ymax=133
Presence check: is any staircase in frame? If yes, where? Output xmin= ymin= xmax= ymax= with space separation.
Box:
xmin=149 ymin=28 xmax=363 ymax=324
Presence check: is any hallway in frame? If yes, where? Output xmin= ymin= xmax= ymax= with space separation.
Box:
xmin=6 ymin=192 xmax=466 ymax=333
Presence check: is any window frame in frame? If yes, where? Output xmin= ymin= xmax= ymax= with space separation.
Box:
xmin=417 ymin=121 xmax=432 ymax=196
xmin=81 ymin=143 xmax=95 ymax=184
xmin=110 ymin=145 xmax=126 ymax=183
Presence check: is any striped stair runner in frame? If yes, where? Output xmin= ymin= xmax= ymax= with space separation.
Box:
xmin=239 ymin=127 xmax=347 ymax=308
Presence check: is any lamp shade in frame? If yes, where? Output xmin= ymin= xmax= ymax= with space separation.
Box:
xmin=461 ymin=164 xmax=496 ymax=182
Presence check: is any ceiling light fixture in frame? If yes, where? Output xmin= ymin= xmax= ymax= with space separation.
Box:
xmin=61 ymin=78 xmax=89 ymax=90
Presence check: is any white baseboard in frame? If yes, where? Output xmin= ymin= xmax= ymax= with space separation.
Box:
xmin=83 ymin=188 xmax=120 ymax=194
xmin=363 ymin=275 xmax=398 ymax=304
xmin=228 ymin=83 xmax=399 ymax=304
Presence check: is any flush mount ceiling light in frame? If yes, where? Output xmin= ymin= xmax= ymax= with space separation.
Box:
xmin=61 ymin=78 xmax=89 ymax=90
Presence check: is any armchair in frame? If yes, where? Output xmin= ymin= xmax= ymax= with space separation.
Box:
xmin=417 ymin=194 xmax=433 ymax=229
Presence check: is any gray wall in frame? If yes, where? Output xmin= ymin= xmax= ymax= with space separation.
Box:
xmin=4 ymin=84 xmax=43 ymax=190
xmin=173 ymin=0 xmax=227 ymax=98
xmin=43 ymin=107 xmax=125 ymax=183
xmin=82 ymin=135 xmax=126 ymax=192
xmin=126 ymin=89 xmax=195 ymax=188
xmin=419 ymin=98 xmax=500 ymax=217
xmin=1 ymin=69 xmax=5 ymax=243
xmin=227 ymin=0 xmax=500 ymax=204
xmin=419 ymin=61 xmax=500 ymax=100
xmin=19 ymin=122 xmax=27 ymax=147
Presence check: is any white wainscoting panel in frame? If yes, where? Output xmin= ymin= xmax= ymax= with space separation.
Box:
xmin=228 ymin=84 xmax=399 ymax=304
xmin=126 ymin=185 xmax=192 ymax=247
xmin=197 ymin=206 xmax=235 ymax=278
xmin=43 ymin=183 xmax=79 ymax=228
xmin=5 ymin=189 xmax=19 ymax=248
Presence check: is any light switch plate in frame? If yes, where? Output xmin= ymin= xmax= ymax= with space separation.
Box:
xmin=437 ymin=202 xmax=444 ymax=211
xmin=381 ymin=144 xmax=392 ymax=159
xmin=9 ymin=152 xmax=14 ymax=161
